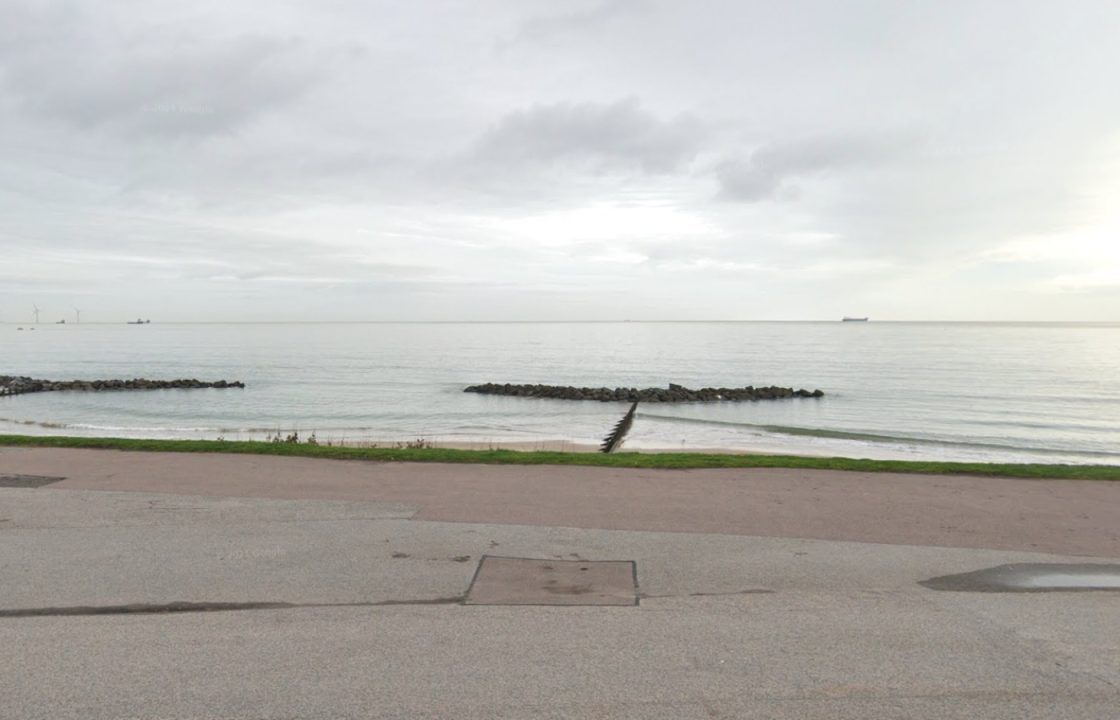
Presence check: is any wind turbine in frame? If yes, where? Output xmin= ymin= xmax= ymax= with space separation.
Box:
xmin=32 ymin=304 xmax=40 ymax=324
xmin=74 ymin=308 xmax=81 ymax=323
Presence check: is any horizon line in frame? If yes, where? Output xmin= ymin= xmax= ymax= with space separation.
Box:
xmin=3 ymin=319 xmax=1119 ymax=325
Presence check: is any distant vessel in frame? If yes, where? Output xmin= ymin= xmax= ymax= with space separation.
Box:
xmin=127 ymin=318 xmax=152 ymax=325
xmin=56 ymin=319 xmax=66 ymax=324
xmin=842 ymin=317 xmax=869 ymax=322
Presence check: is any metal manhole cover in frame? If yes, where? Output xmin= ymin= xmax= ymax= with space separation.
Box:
xmin=0 ymin=474 xmax=66 ymax=488
xmin=465 ymin=556 xmax=638 ymax=606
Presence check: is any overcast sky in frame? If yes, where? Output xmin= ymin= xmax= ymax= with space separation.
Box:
xmin=2 ymin=0 xmax=1119 ymax=322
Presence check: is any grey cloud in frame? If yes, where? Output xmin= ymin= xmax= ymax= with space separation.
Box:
xmin=469 ymin=98 xmax=703 ymax=175
xmin=716 ymin=135 xmax=915 ymax=202
xmin=0 ymin=4 xmax=318 ymax=138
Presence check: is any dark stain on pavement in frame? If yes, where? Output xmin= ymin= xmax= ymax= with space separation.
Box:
xmin=0 ymin=474 xmax=66 ymax=488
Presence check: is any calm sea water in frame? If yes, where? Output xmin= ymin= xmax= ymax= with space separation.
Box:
xmin=2 ymin=322 xmax=1118 ymax=464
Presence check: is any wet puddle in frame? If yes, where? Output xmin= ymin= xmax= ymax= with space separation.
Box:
xmin=0 ymin=474 xmax=66 ymax=488
xmin=921 ymin=563 xmax=1120 ymax=593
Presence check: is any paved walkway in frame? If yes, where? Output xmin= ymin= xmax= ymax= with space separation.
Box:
xmin=1 ymin=447 xmax=1118 ymax=719
xmin=5 ymin=447 xmax=1120 ymax=556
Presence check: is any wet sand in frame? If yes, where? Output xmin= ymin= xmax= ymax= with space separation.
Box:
xmin=326 ymin=439 xmax=758 ymax=454
xmin=2 ymin=446 xmax=1118 ymax=557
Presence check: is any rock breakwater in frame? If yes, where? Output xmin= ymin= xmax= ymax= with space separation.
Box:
xmin=0 ymin=376 xmax=245 ymax=397
xmin=464 ymin=382 xmax=823 ymax=403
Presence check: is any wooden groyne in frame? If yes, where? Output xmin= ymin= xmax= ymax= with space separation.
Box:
xmin=0 ymin=376 xmax=245 ymax=397
xmin=464 ymin=382 xmax=824 ymax=403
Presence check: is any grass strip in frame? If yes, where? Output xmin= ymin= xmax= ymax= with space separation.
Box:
xmin=1 ymin=434 xmax=1117 ymax=480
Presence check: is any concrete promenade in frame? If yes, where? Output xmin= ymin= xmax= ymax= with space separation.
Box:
xmin=1 ymin=447 xmax=1118 ymax=719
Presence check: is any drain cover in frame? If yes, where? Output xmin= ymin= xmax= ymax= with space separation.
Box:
xmin=0 ymin=474 xmax=65 ymax=488
xmin=921 ymin=563 xmax=1120 ymax=592
xmin=465 ymin=556 xmax=638 ymax=606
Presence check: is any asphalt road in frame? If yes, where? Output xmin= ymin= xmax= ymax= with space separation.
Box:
xmin=1 ymin=448 xmax=1118 ymax=719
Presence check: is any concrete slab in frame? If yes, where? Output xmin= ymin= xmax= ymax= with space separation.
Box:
xmin=2 ymin=599 xmax=1117 ymax=720
xmin=465 ymin=556 xmax=637 ymax=606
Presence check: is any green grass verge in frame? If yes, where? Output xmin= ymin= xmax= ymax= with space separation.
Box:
xmin=1 ymin=434 xmax=1117 ymax=480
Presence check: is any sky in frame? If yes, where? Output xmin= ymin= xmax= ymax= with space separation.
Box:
xmin=2 ymin=0 xmax=1119 ymax=322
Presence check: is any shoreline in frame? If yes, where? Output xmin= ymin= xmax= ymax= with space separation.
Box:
xmin=2 ymin=434 xmax=1118 ymax=480
xmin=0 ymin=428 xmax=756 ymax=456
xmin=2 ymin=423 xmax=1116 ymax=466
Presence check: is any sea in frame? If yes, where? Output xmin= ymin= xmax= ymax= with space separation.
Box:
xmin=2 ymin=321 xmax=1118 ymax=465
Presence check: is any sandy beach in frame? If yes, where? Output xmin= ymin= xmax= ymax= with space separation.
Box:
xmin=341 ymin=438 xmax=780 ymax=455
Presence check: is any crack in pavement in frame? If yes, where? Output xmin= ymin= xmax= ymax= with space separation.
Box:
xmin=3 ymin=590 xmax=775 ymax=616
xmin=640 ymin=589 xmax=775 ymax=599
xmin=0 ymin=597 xmax=465 ymax=618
